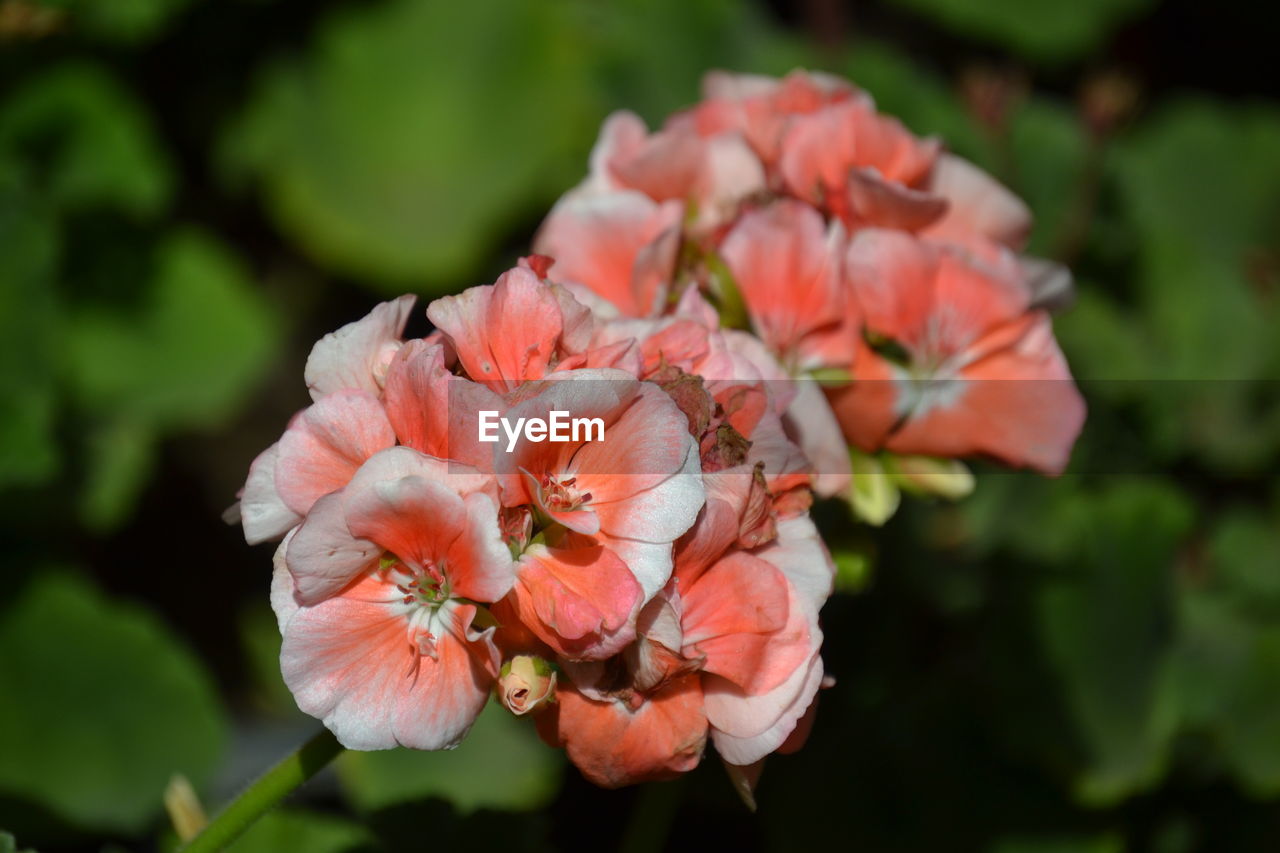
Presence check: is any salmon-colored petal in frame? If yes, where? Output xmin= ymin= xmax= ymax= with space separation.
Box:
xmin=681 ymin=552 xmax=809 ymax=695
xmin=883 ymin=314 xmax=1086 ymax=474
xmin=342 ymin=452 xmax=512 ymax=601
xmin=844 ymin=169 xmax=947 ymax=232
xmin=573 ymin=383 xmax=702 ymax=511
xmin=539 ymin=675 xmax=708 ymax=788
xmin=923 ymin=152 xmax=1032 ymax=251
xmin=706 ymin=652 xmax=824 ymax=765
xmin=275 ymin=390 xmax=395 ymax=516
xmin=511 ymin=543 xmax=642 ymax=659
xmin=674 ymin=493 xmax=743 ymax=586
xmin=447 ymin=492 xmax=518 ymax=603
xmin=304 ymin=295 xmax=414 ymax=400
xmin=534 ymin=191 xmax=683 ymax=318
xmin=844 ymin=228 xmax=941 ymax=349
xmin=719 ymin=200 xmax=848 ymax=367
xmin=346 ymin=447 xmax=497 ymax=508
xmin=779 ymin=100 xmax=938 ymax=213
xmin=759 ymin=514 xmax=836 ymax=621
xmin=826 ymin=338 xmax=904 ymax=453
xmin=276 ymin=568 xmax=495 ymax=751
xmin=383 ymin=339 xmax=506 ymax=470
xmin=426 ymin=267 xmax=564 ymax=393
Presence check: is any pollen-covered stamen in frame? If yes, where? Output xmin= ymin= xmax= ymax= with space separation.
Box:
xmin=380 ymin=554 xmax=453 ymax=673
xmin=539 ymin=472 xmax=593 ymax=512
xmin=384 ymin=556 xmax=449 ymax=607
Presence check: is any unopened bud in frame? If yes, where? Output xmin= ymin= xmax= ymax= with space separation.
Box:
xmin=886 ymin=455 xmax=975 ymax=500
xmin=497 ymin=655 xmax=557 ymax=715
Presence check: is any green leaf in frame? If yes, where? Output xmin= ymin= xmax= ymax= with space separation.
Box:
xmin=337 ymin=701 xmax=562 ymax=814
xmin=0 ymin=63 xmax=172 ymax=217
xmin=1111 ymin=103 xmax=1280 ymax=471
xmin=77 ymin=417 xmax=155 ymax=531
xmin=881 ymin=0 xmax=1156 ymax=63
xmin=224 ymin=809 xmax=373 ymax=853
xmin=1035 ymin=481 xmax=1192 ymax=804
xmin=0 ymin=179 xmax=60 ymax=490
xmin=1172 ymin=591 xmax=1280 ymax=796
xmin=69 ymin=228 xmax=276 ymax=426
xmin=32 ymin=0 xmax=191 ymax=43
xmin=222 ymin=0 xmax=595 ymax=288
xmin=1206 ymin=509 xmax=1280 ymax=611
xmin=0 ymin=830 xmax=37 ymax=853
xmin=0 ymin=571 xmax=227 ymax=833
xmin=1008 ymin=99 xmax=1090 ymax=257
xmin=1117 ymin=101 xmax=1280 ymax=375
xmin=1113 ymin=101 xmax=1280 ymax=471
xmin=575 ymin=0 xmax=795 ymax=125
xmin=67 ymin=228 xmax=278 ymax=527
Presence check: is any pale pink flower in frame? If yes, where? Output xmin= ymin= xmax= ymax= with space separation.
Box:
xmin=272 ymin=447 xmax=514 ymax=750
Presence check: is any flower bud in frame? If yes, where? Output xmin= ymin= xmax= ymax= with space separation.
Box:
xmin=497 ymin=655 xmax=557 ymax=715
xmin=886 ymin=455 xmax=975 ymax=500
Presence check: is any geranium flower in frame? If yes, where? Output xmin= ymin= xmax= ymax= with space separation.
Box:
xmin=830 ymin=228 xmax=1086 ymax=473
xmin=272 ymin=448 xmax=514 ymax=750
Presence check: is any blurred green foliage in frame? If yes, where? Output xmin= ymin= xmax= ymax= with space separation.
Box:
xmin=1 ymin=0 xmax=1278 ymax=851
xmin=0 ymin=571 xmax=226 ymax=834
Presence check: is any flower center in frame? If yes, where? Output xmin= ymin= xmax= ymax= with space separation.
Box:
xmin=385 ymin=557 xmax=449 ymax=607
xmin=539 ymin=473 xmax=592 ymax=512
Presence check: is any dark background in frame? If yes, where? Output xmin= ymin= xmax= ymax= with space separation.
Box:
xmin=2 ymin=0 xmax=1279 ymax=850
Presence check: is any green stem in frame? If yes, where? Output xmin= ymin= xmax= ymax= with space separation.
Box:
xmin=178 ymin=728 xmax=344 ymax=853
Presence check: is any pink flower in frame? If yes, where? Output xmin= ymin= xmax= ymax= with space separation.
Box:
xmin=494 ymin=370 xmax=705 ymax=658
xmin=778 ymin=98 xmax=944 ymax=231
xmin=272 ymin=447 xmax=514 ymax=750
xmin=583 ymin=111 xmax=766 ymax=227
xmin=533 ymin=190 xmax=683 ymax=318
xmin=719 ymin=200 xmax=854 ymax=374
xmin=538 ymin=511 xmax=832 ymax=787
xmin=830 ymin=229 xmax=1086 ymax=474
xmin=538 ymin=670 xmax=708 ymax=788
xmin=427 ymin=264 xmax=638 ymax=388
xmin=681 ymin=69 xmax=861 ymax=167
xmin=381 ymin=340 xmax=506 ymax=471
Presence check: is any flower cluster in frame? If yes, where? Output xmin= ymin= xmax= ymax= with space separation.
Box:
xmin=234 ymin=68 xmax=1085 ymax=793
xmin=536 ymin=69 xmax=1086 ymax=487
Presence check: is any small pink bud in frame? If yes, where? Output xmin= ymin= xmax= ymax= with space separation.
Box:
xmin=498 ymin=655 xmax=557 ymax=715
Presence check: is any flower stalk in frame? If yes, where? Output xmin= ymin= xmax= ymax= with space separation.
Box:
xmin=177 ymin=728 xmax=344 ymax=853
